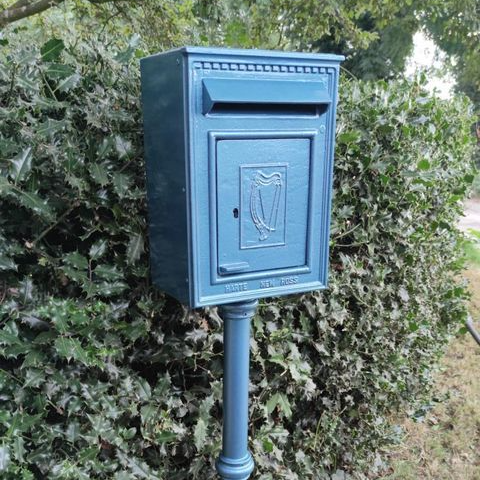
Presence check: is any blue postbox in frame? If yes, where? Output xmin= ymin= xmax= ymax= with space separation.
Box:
xmin=141 ymin=47 xmax=343 ymax=479
xmin=141 ymin=47 xmax=343 ymax=309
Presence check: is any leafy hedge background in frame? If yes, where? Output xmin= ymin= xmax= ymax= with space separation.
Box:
xmin=0 ymin=24 xmax=476 ymax=480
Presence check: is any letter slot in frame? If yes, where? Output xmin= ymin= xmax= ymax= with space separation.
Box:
xmin=202 ymin=78 xmax=331 ymax=115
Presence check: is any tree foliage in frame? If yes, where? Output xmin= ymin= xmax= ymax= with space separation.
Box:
xmin=2 ymin=0 xmax=479 ymax=104
xmin=422 ymin=0 xmax=480 ymax=108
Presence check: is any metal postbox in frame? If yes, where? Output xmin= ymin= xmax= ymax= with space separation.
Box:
xmin=142 ymin=47 xmax=343 ymax=480
xmin=141 ymin=47 xmax=343 ymax=308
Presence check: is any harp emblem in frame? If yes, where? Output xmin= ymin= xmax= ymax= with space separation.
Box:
xmin=249 ymin=171 xmax=283 ymax=241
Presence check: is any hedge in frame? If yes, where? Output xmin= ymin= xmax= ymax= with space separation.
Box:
xmin=0 ymin=32 xmax=475 ymax=479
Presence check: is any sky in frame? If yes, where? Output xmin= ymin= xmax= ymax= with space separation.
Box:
xmin=405 ymin=31 xmax=455 ymax=98
xmin=405 ymin=30 xmax=456 ymax=99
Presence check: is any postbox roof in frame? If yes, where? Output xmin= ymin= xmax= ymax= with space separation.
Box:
xmin=148 ymin=46 xmax=345 ymax=63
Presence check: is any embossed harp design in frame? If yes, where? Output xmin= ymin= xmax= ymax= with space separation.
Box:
xmin=249 ymin=171 xmax=283 ymax=241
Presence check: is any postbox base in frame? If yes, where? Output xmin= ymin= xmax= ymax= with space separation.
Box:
xmin=215 ymin=452 xmax=255 ymax=480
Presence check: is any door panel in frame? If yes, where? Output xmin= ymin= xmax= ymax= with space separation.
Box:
xmin=216 ymin=137 xmax=311 ymax=275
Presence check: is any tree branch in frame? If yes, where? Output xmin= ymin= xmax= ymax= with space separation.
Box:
xmin=10 ymin=0 xmax=32 ymax=9
xmin=0 ymin=0 xmax=128 ymax=28
xmin=0 ymin=0 xmax=65 ymax=28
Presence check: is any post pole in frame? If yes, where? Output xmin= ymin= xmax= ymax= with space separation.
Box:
xmin=215 ymin=299 xmax=257 ymax=480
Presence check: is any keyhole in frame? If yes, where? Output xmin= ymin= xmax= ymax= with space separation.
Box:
xmin=233 ymin=208 xmax=239 ymax=218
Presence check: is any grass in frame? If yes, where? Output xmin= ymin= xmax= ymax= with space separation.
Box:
xmin=463 ymin=229 xmax=480 ymax=267
xmin=463 ymin=241 xmax=480 ymax=267
xmin=374 ymin=265 xmax=480 ymax=480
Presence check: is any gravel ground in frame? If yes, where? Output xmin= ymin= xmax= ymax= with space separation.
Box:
xmin=459 ymin=198 xmax=480 ymax=232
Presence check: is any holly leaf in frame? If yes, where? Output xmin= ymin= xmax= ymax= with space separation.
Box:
xmin=54 ymin=337 xmax=90 ymax=365
xmin=0 ymin=255 xmax=17 ymax=271
xmin=16 ymin=189 xmax=54 ymax=220
xmin=90 ymin=163 xmax=109 ymax=186
xmin=115 ymin=136 xmax=132 ymax=159
xmin=41 ymin=38 xmax=65 ymax=61
xmin=10 ymin=147 xmax=32 ymax=183
xmin=89 ymin=240 xmax=107 ymax=260
xmin=194 ymin=418 xmax=207 ymax=450
xmin=126 ymin=233 xmax=144 ymax=265
xmin=57 ymin=73 xmax=81 ymax=92
xmin=266 ymin=393 xmax=292 ymax=419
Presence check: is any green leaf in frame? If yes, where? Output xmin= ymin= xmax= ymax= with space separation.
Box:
xmin=338 ymin=131 xmax=361 ymax=144
xmin=262 ymin=439 xmax=274 ymax=453
xmin=78 ymin=446 xmax=99 ymax=462
xmin=96 ymin=137 xmax=112 ymax=158
xmin=194 ymin=418 xmax=207 ymax=450
xmin=54 ymin=337 xmax=90 ymax=365
xmin=64 ymin=252 xmax=88 ymax=270
xmin=13 ymin=435 xmax=25 ymax=462
xmin=15 ymin=189 xmax=54 ymax=220
xmin=23 ymin=369 xmax=45 ymax=388
xmin=135 ymin=378 xmax=152 ymax=400
xmin=127 ymin=233 xmax=144 ymax=265
xmin=93 ymin=264 xmax=124 ymax=281
xmin=409 ymin=322 xmax=419 ymax=332
xmin=0 ymin=255 xmax=17 ymax=271
xmin=0 ymin=176 xmax=12 ymax=194
xmin=90 ymin=163 xmax=109 ymax=186
xmin=0 ymin=446 xmax=10 ymax=471
xmin=114 ymin=34 xmax=140 ymax=64
xmin=66 ymin=422 xmax=81 ymax=444
xmin=122 ymin=427 xmax=137 ymax=440
xmin=140 ymin=404 xmax=157 ymax=425
xmin=45 ymin=63 xmax=75 ymax=79
xmin=115 ymin=136 xmax=132 ymax=159
xmin=417 ymin=159 xmax=431 ymax=170
xmin=36 ymin=118 xmax=68 ymax=138
xmin=0 ymin=324 xmax=22 ymax=346
xmin=41 ymin=38 xmax=65 ymax=61
xmin=112 ymin=172 xmax=131 ymax=198
xmin=57 ymin=73 xmax=81 ymax=92
xmin=15 ymin=73 xmax=39 ymax=92
xmin=9 ymin=147 xmax=32 ymax=183
xmin=156 ymin=431 xmax=177 ymax=443
xmin=89 ymin=240 xmax=107 ymax=260
xmin=266 ymin=393 xmax=292 ymax=419
xmin=61 ymin=266 xmax=88 ymax=283
xmin=83 ymin=280 xmax=128 ymax=297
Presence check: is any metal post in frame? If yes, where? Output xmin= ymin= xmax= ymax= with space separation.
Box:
xmin=215 ymin=300 xmax=257 ymax=480
xmin=466 ymin=315 xmax=480 ymax=346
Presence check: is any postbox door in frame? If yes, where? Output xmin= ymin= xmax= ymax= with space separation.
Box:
xmin=215 ymin=134 xmax=312 ymax=276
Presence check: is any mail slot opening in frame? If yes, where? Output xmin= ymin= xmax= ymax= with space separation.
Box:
xmin=209 ymin=102 xmax=321 ymax=116
xmin=202 ymin=78 xmax=332 ymax=115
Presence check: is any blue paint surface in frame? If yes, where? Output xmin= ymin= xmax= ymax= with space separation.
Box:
xmin=216 ymin=300 xmax=257 ymax=480
xmin=141 ymin=46 xmax=344 ymax=480
xmin=140 ymin=47 xmax=343 ymax=307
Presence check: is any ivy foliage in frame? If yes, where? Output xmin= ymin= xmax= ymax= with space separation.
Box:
xmin=0 ymin=31 xmax=476 ymax=479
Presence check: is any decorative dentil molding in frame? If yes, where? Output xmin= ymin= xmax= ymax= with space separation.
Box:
xmin=193 ymin=61 xmax=334 ymax=75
